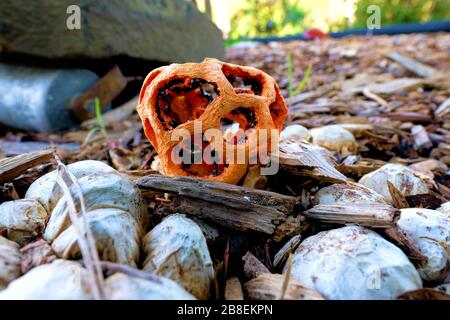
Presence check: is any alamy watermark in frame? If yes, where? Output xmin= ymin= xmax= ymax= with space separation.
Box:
xmin=169 ymin=121 xmax=280 ymax=176
xmin=66 ymin=5 xmax=81 ymax=30
xmin=367 ymin=5 xmax=381 ymax=30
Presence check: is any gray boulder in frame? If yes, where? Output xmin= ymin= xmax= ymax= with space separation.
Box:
xmin=0 ymin=0 xmax=224 ymax=63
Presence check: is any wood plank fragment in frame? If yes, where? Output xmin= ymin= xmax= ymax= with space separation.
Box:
xmin=0 ymin=148 xmax=54 ymax=184
xmin=279 ymin=140 xmax=348 ymax=183
xmin=397 ymin=288 xmax=450 ymax=300
xmin=380 ymin=111 xmax=432 ymax=123
xmin=20 ymin=239 xmax=56 ymax=274
xmin=387 ymin=52 xmax=441 ymax=78
xmin=137 ymin=175 xmax=305 ymax=241
xmin=245 ymin=273 xmax=325 ymax=300
xmin=0 ymin=141 xmax=79 ymax=157
xmin=384 ymin=226 xmax=428 ymax=266
xmin=286 ymin=83 xmax=336 ymax=106
xmin=362 ymin=88 xmax=388 ymax=106
xmin=273 ymin=234 xmax=301 ymax=269
xmin=435 ymin=97 xmax=450 ymax=119
xmin=411 ymin=125 xmax=432 ymax=151
xmin=69 ymin=65 xmax=127 ymax=121
xmin=337 ymin=162 xmax=382 ymax=177
xmin=387 ymin=181 xmax=410 ymax=209
xmin=242 ymin=252 xmax=270 ymax=280
xmin=225 ymin=277 xmax=244 ymax=300
xmin=365 ymin=78 xmax=424 ymax=95
xmin=304 ymin=203 xmax=400 ymax=228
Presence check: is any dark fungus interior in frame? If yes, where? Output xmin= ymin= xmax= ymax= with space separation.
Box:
xmin=156 ymin=77 xmax=219 ymax=130
xmin=222 ymin=65 xmax=263 ymax=95
xmin=173 ymin=133 xmax=227 ymax=177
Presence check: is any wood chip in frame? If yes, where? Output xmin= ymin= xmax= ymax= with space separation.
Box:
xmin=304 ymin=203 xmax=400 ymax=228
xmin=273 ymin=234 xmax=301 ymax=269
xmin=69 ymin=65 xmax=127 ymax=121
xmin=411 ymin=125 xmax=432 ymax=151
xmin=245 ymin=273 xmax=324 ymax=300
xmin=225 ymin=277 xmax=244 ymax=300
xmin=387 ymin=181 xmax=410 ymax=209
xmin=380 ymin=111 xmax=432 ymax=122
xmin=286 ymin=83 xmax=335 ymax=106
xmin=0 ymin=141 xmax=79 ymax=157
xmin=279 ymin=140 xmax=348 ymax=183
xmin=384 ymin=227 xmax=428 ymax=266
xmin=19 ymin=239 xmax=57 ymax=274
xmin=137 ymin=175 xmax=306 ymax=241
xmin=435 ymin=97 xmax=450 ymax=119
xmin=405 ymin=193 xmax=444 ymax=209
xmin=397 ymin=288 xmax=450 ymax=300
xmin=387 ymin=52 xmax=441 ymax=78
xmin=362 ymin=88 xmax=388 ymax=106
xmin=0 ymin=148 xmax=54 ymax=184
xmin=242 ymin=251 xmax=271 ymax=280
xmin=365 ymin=78 xmax=425 ymax=95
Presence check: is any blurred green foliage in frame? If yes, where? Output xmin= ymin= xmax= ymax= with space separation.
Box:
xmin=227 ymin=0 xmax=450 ymax=40
xmin=353 ymin=0 xmax=450 ymax=28
xmin=228 ymin=0 xmax=308 ymax=39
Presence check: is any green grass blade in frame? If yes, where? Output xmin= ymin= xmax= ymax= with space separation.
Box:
xmin=292 ymin=64 xmax=312 ymax=96
xmin=94 ymin=97 xmax=106 ymax=135
xmin=287 ymin=52 xmax=294 ymax=97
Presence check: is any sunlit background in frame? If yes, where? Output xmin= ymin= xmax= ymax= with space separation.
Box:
xmin=193 ymin=0 xmax=450 ymax=39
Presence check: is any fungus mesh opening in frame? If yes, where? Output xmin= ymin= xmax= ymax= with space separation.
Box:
xmin=156 ymin=78 xmax=219 ymax=130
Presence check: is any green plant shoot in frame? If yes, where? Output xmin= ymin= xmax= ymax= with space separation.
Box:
xmin=287 ymin=52 xmax=312 ymax=97
xmin=84 ymin=97 xmax=107 ymax=145
xmin=94 ymin=97 xmax=106 ymax=135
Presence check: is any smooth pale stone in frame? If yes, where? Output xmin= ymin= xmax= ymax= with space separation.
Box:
xmin=313 ymin=182 xmax=387 ymax=206
xmin=26 ymin=160 xmax=147 ymax=267
xmin=359 ymin=163 xmax=428 ymax=203
xmin=0 ymin=199 xmax=48 ymax=244
xmin=105 ymin=273 xmax=196 ymax=300
xmin=310 ymin=125 xmax=357 ymax=154
xmin=0 ymin=236 xmax=21 ymax=289
xmin=0 ymin=260 xmax=91 ymax=299
xmin=281 ymin=124 xmax=311 ymax=142
xmin=397 ymin=208 xmax=450 ymax=282
xmin=142 ymin=214 xmax=214 ymax=300
xmin=285 ymin=225 xmax=422 ymax=300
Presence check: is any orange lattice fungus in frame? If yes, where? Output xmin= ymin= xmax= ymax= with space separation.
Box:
xmin=137 ymin=58 xmax=288 ymax=184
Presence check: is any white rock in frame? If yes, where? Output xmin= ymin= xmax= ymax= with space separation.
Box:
xmin=0 ymin=236 xmax=21 ymax=289
xmin=310 ymin=125 xmax=357 ymax=154
xmin=397 ymin=208 xmax=450 ymax=282
xmin=0 ymin=260 xmax=91 ymax=299
xmin=51 ymin=208 xmax=142 ymax=266
xmin=313 ymin=182 xmax=387 ymax=206
xmin=437 ymin=201 xmax=450 ymax=214
xmin=150 ymin=155 xmax=165 ymax=175
xmin=26 ymin=160 xmax=147 ymax=266
xmin=284 ymin=225 xmax=422 ymax=300
xmin=281 ymin=125 xmax=311 ymax=142
xmin=26 ymin=160 xmax=117 ymax=213
xmin=0 ymin=259 xmax=196 ymax=300
xmin=434 ymin=283 xmax=450 ymax=294
xmin=359 ymin=163 xmax=429 ymax=203
xmin=43 ymin=171 xmax=146 ymax=240
xmin=0 ymin=199 xmax=48 ymax=244
xmin=142 ymin=214 xmax=214 ymax=300
xmin=105 ymin=273 xmax=196 ymax=300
